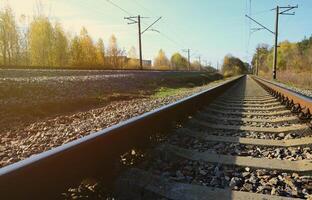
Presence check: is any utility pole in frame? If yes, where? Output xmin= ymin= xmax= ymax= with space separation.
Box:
xmin=256 ymin=55 xmax=259 ymax=76
xmin=138 ymin=15 xmax=143 ymax=69
xmin=245 ymin=4 xmax=297 ymax=80
xmin=188 ymin=49 xmax=191 ymax=70
xmin=272 ymin=6 xmax=279 ymax=79
xmin=198 ymin=56 xmax=201 ymax=71
xmin=182 ymin=49 xmax=191 ymax=71
xmin=125 ymin=16 xmax=162 ymax=70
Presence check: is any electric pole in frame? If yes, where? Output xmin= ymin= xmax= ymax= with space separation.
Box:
xmin=245 ymin=4 xmax=297 ymax=80
xmin=138 ymin=15 xmax=143 ymax=69
xmin=125 ymin=16 xmax=162 ymax=70
xmin=182 ymin=49 xmax=191 ymax=71
xmin=272 ymin=6 xmax=279 ymax=79
xmin=198 ymin=56 xmax=201 ymax=71
xmin=256 ymin=55 xmax=259 ymax=76
xmin=272 ymin=5 xmax=297 ymax=79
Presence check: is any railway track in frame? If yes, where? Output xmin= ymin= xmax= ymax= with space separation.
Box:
xmin=0 ymin=75 xmax=311 ymax=200
xmin=116 ymin=76 xmax=312 ymax=200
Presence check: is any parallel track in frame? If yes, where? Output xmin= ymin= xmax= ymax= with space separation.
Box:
xmin=0 ymin=75 xmax=311 ymax=200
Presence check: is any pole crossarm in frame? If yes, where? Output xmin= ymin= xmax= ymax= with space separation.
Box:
xmin=276 ymin=5 xmax=298 ymax=15
xmin=148 ymin=29 xmax=160 ymax=33
xmin=124 ymin=17 xmax=138 ymax=24
xmin=141 ymin=17 xmax=162 ymax=35
xmin=245 ymin=14 xmax=275 ymax=35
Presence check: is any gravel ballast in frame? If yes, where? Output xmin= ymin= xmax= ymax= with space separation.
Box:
xmin=0 ymin=76 xmax=230 ymax=168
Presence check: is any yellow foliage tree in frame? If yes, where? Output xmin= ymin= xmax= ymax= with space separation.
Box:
xmin=0 ymin=6 xmax=20 ymax=66
xmin=153 ymin=49 xmax=170 ymax=70
xmin=95 ymin=38 xmax=105 ymax=67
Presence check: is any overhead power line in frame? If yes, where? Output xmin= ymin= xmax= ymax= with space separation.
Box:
xmin=245 ymin=15 xmax=274 ymax=34
xmin=105 ymin=0 xmax=205 ymax=66
xmin=106 ymin=0 xmax=132 ymax=15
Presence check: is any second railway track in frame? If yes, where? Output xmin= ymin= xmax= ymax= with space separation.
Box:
xmin=0 ymin=75 xmax=311 ymax=200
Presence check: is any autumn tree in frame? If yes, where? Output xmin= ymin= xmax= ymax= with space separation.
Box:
xmin=251 ymin=44 xmax=270 ymax=74
xmin=252 ymin=37 xmax=312 ymax=76
xmin=51 ymin=22 xmax=68 ymax=66
xmin=107 ymin=34 xmax=124 ymax=68
xmin=28 ymin=15 xmax=54 ymax=66
xmin=191 ymin=60 xmax=201 ymax=71
xmin=69 ymin=36 xmax=82 ymax=67
xmin=221 ymin=55 xmax=247 ymax=77
xmin=126 ymin=46 xmax=139 ymax=69
xmin=79 ymin=27 xmax=96 ymax=67
xmin=18 ymin=14 xmax=30 ymax=66
xmin=154 ymin=49 xmax=170 ymax=70
xmin=95 ymin=38 xmax=105 ymax=67
xmin=0 ymin=6 xmax=20 ymax=66
xmin=170 ymin=52 xmax=188 ymax=70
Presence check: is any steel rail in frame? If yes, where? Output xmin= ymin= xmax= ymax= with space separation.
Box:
xmin=0 ymin=75 xmax=244 ymax=199
xmin=252 ymin=76 xmax=312 ymax=116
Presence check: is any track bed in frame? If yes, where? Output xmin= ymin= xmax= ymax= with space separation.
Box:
xmin=1 ymin=75 xmax=311 ymax=200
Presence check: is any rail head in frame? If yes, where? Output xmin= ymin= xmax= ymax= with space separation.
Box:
xmin=252 ymin=76 xmax=312 ymax=118
xmin=0 ymin=75 xmax=245 ymax=199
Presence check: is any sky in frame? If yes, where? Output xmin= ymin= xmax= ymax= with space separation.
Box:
xmin=1 ymin=0 xmax=311 ymax=67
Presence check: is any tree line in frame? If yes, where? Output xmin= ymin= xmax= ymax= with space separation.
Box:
xmin=0 ymin=6 xmax=129 ymax=69
xmin=153 ymin=49 xmax=203 ymax=71
xmin=251 ymin=36 xmax=312 ymax=75
xmin=221 ymin=55 xmax=250 ymax=77
xmin=0 ymin=6 xmax=207 ymax=71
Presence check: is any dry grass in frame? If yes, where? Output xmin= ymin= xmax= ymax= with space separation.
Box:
xmin=277 ymin=70 xmax=312 ymax=90
xmin=259 ymin=70 xmax=312 ymax=90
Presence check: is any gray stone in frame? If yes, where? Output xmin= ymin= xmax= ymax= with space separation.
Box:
xmin=278 ymin=133 xmax=285 ymax=138
xmin=242 ymin=172 xmax=250 ymax=177
xmin=210 ymin=177 xmax=219 ymax=186
xmin=248 ymin=175 xmax=258 ymax=184
xmin=229 ymin=177 xmax=242 ymax=188
xmin=243 ymin=183 xmax=253 ymax=191
xmin=268 ymin=177 xmax=278 ymax=185
xmin=199 ymin=169 xmax=207 ymax=176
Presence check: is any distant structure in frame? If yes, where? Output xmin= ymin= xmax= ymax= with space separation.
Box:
xmin=130 ymin=58 xmax=152 ymax=69
xmin=104 ymin=56 xmax=152 ymax=69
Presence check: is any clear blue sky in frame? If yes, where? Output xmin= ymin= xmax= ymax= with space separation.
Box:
xmin=2 ymin=0 xmax=312 ymax=67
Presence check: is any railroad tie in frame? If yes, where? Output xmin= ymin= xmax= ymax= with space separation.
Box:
xmin=116 ymin=168 xmax=303 ymax=200
xmin=191 ymin=119 xmax=308 ymax=133
xmin=177 ymin=128 xmax=312 ymax=147
xmin=159 ymin=144 xmax=312 ymax=173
